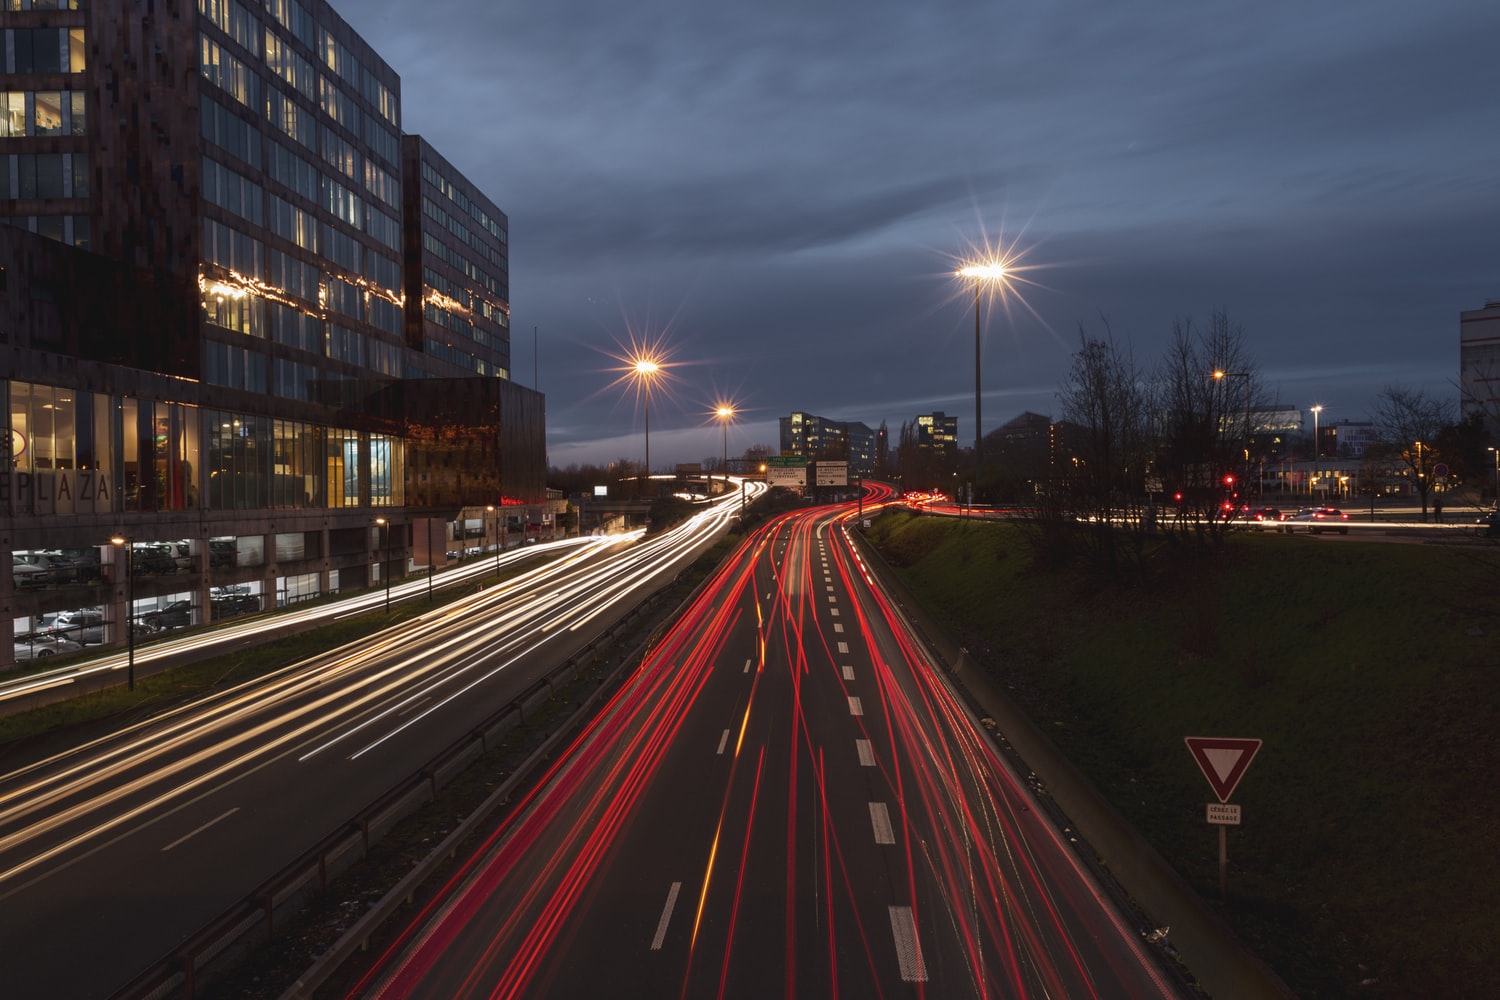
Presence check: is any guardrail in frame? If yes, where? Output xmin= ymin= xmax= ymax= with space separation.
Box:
xmin=108 ymin=586 xmax=677 ymax=1000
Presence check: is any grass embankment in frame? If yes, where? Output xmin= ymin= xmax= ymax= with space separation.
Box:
xmin=866 ymin=511 xmax=1500 ymax=999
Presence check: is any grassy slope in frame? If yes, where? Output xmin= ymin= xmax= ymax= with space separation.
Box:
xmin=867 ymin=512 xmax=1500 ymax=999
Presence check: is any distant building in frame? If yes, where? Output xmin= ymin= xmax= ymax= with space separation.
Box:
xmin=779 ymin=412 xmax=876 ymax=474
xmin=985 ymin=411 xmax=1053 ymax=480
xmin=1460 ymin=300 xmax=1500 ymax=432
xmin=915 ymin=411 xmax=959 ymax=461
xmin=1327 ymin=420 xmax=1381 ymax=459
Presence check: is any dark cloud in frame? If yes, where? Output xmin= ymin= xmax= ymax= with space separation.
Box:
xmin=345 ymin=0 xmax=1500 ymax=467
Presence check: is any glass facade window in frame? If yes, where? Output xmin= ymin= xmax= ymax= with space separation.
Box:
xmin=326 ymin=426 xmax=359 ymax=507
xmin=369 ymin=433 xmax=401 ymax=507
xmin=3 ymin=28 xmax=85 ymax=73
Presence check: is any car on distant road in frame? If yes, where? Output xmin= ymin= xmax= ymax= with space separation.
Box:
xmin=1286 ymin=506 xmax=1350 ymax=534
xmin=1474 ymin=510 xmax=1500 ymax=539
xmin=13 ymin=635 xmax=83 ymax=660
xmin=1233 ymin=506 xmax=1283 ymax=530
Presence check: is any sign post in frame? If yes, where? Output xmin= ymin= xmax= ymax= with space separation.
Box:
xmin=1185 ymin=736 xmax=1262 ymax=900
xmin=765 ymin=455 xmax=808 ymax=488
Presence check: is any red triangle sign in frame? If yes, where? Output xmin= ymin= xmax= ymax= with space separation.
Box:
xmin=1185 ymin=737 xmax=1262 ymax=803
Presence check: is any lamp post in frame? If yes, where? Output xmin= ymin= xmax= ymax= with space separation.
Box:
xmin=109 ymin=535 xmax=135 ymax=691
xmin=1310 ymin=405 xmax=1323 ymax=496
xmin=633 ymin=357 xmax=660 ymax=496
xmin=487 ymin=504 xmax=501 ymax=576
xmin=956 ymin=262 xmax=1009 ymax=502
xmin=1489 ymin=446 xmax=1499 ymax=503
xmin=1212 ymin=369 xmax=1251 ymax=489
xmin=374 ymin=517 xmax=391 ymax=617
xmin=715 ymin=405 xmax=734 ymax=498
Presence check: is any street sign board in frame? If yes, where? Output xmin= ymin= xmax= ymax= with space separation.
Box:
xmin=815 ymin=461 xmax=848 ymax=487
xmin=766 ymin=465 xmax=806 ymax=487
xmin=1206 ymin=803 xmax=1242 ymax=826
xmin=766 ymin=455 xmax=807 ymax=467
xmin=1185 ymin=736 xmax=1262 ymax=803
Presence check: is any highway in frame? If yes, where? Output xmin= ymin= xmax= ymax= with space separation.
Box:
xmin=0 ymin=485 xmax=749 ymax=1000
xmin=350 ymin=490 xmax=1182 ymax=999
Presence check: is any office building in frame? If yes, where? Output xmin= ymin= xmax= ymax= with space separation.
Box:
xmin=779 ymin=411 xmax=876 ymax=475
xmin=1460 ymin=299 xmax=1500 ymax=432
xmin=915 ymin=411 xmax=958 ymax=460
xmin=1 ymin=0 xmax=545 ymax=666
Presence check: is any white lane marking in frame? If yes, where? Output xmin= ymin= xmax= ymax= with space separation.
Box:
xmin=717 ymin=729 xmax=730 ymax=755
xmin=838 ymin=641 xmax=848 ymax=653
xmin=162 ymin=807 xmax=240 ymax=853
xmin=842 ymin=665 xmax=855 ymax=680
xmin=828 ymin=594 xmax=837 ymax=602
xmin=834 ymin=623 xmax=844 ymax=632
xmin=743 ymin=658 xmax=752 ymax=674
xmin=826 ymin=585 xmax=835 ymax=592
xmin=830 ymin=608 xmax=840 ymax=617
xmin=651 ymin=882 xmax=682 ymax=951
xmin=889 ymin=906 xmax=928 ymax=981
xmin=848 ymin=696 xmax=864 ymax=716
xmin=857 ymin=739 xmax=875 ymax=767
xmin=870 ymin=802 xmax=895 ymax=844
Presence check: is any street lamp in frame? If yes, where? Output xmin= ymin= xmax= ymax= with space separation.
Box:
xmin=1309 ymin=405 xmax=1323 ymax=496
xmin=1488 ymin=446 xmax=1499 ymax=503
xmin=487 ymin=504 xmax=501 ymax=576
xmin=632 ymin=357 xmax=660 ymax=495
xmin=1212 ymin=369 xmax=1252 ymax=463
xmin=374 ymin=517 xmax=391 ymax=617
xmin=108 ymin=535 xmax=135 ymax=691
xmin=715 ymin=405 xmax=734 ymax=498
xmin=956 ymin=261 xmax=1009 ymax=500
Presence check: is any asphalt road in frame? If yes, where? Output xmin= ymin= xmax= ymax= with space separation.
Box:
xmin=0 ymin=494 xmax=742 ymax=1000
xmin=351 ymin=498 xmax=1183 ymax=999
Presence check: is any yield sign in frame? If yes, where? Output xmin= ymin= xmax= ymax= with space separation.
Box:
xmin=1184 ymin=737 xmax=1262 ymax=803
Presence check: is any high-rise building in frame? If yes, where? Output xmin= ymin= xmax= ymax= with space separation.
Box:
xmin=1 ymin=0 xmax=545 ymax=665
xmin=915 ymin=411 xmax=958 ymax=460
xmin=778 ymin=411 xmax=876 ymax=474
xmin=1460 ymin=299 xmax=1500 ymax=432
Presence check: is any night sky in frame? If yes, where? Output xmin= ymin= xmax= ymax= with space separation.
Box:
xmin=349 ymin=1 xmax=1500 ymax=470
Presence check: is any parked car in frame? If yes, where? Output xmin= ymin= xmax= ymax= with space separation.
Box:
xmin=209 ymin=538 xmax=237 ymax=569
xmin=1234 ymin=506 xmax=1283 ymax=530
xmin=12 ymin=559 xmax=50 ymax=589
xmin=132 ymin=545 xmax=178 ymax=575
xmin=1286 ymin=506 xmax=1350 ymax=534
xmin=211 ymin=592 xmax=260 ymax=620
xmin=142 ymin=599 xmax=192 ymax=630
xmin=1475 ymin=510 xmax=1500 ymax=538
xmin=45 ymin=609 xmax=106 ymax=645
xmin=12 ymin=552 xmax=78 ymax=586
xmin=13 ymin=635 xmax=83 ymax=661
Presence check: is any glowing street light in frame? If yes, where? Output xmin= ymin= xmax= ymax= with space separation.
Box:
xmin=1310 ymin=405 xmax=1324 ymax=495
xmin=714 ymin=404 xmax=734 ymax=496
xmin=631 ymin=356 xmax=662 ymax=494
xmin=374 ymin=517 xmax=391 ymax=617
xmin=1488 ymin=446 xmax=1499 ymax=502
xmin=956 ymin=261 xmax=1011 ymax=498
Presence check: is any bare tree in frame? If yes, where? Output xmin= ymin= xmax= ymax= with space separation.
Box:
xmin=1150 ymin=308 xmax=1265 ymax=532
xmin=1371 ymin=385 xmax=1456 ymax=521
xmin=1055 ymin=321 xmax=1153 ymax=572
